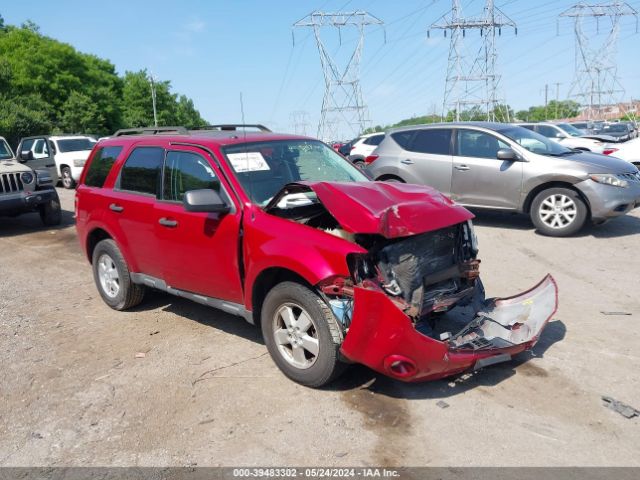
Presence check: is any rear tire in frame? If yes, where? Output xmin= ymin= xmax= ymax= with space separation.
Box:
xmin=261 ymin=281 xmax=345 ymax=387
xmin=39 ymin=195 xmax=62 ymax=226
xmin=530 ymin=187 xmax=588 ymax=237
xmin=353 ymin=160 xmax=365 ymax=169
xmin=61 ymin=166 xmax=75 ymax=189
xmin=92 ymin=239 xmax=145 ymax=310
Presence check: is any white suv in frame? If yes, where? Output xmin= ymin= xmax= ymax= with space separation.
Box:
xmin=518 ymin=122 xmax=605 ymax=153
xmin=21 ymin=135 xmax=96 ymax=189
xmin=348 ymin=132 xmax=385 ymax=167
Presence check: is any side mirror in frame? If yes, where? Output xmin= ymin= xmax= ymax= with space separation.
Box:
xmin=554 ymin=132 xmax=566 ymax=139
xmin=496 ymin=148 xmax=522 ymax=161
xmin=19 ymin=150 xmax=34 ymax=162
xmin=183 ymin=189 xmax=230 ymax=214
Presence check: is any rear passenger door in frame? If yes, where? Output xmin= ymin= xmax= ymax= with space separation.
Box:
xmin=108 ymin=146 xmax=165 ymax=278
xmin=394 ymin=128 xmax=453 ymax=194
xmin=451 ymin=128 xmax=523 ymax=209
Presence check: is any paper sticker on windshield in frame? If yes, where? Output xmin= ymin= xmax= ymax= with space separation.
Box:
xmin=227 ymin=152 xmax=270 ymax=173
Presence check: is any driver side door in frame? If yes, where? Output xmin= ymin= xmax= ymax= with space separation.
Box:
xmin=154 ymin=147 xmax=244 ymax=303
xmin=451 ymin=129 xmax=523 ymax=209
xmin=17 ymin=137 xmax=59 ymax=183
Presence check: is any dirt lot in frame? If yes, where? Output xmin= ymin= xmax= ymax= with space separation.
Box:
xmin=1 ymin=187 xmax=639 ymax=467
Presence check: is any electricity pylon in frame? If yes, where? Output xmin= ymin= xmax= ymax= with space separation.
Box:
xmin=290 ymin=110 xmax=310 ymax=136
xmin=293 ymin=11 xmax=384 ymax=141
xmin=431 ymin=0 xmax=516 ymax=122
xmin=559 ymin=2 xmax=638 ymax=120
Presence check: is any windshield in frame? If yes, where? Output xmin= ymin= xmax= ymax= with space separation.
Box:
xmin=604 ymin=124 xmax=628 ymax=133
xmin=557 ymin=123 xmax=584 ymax=137
xmin=500 ymin=126 xmax=573 ymax=156
xmin=0 ymin=139 xmax=14 ymax=160
xmin=223 ymin=140 xmax=369 ymax=206
xmin=57 ymin=138 xmax=96 ymax=153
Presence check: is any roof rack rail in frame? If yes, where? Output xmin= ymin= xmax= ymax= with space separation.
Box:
xmin=113 ymin=126 xmax=189 ymax=137
xmin=190 ymin=124 xmax=272 ymax=132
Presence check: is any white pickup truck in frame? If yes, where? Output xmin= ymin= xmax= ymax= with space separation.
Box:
xmin=17 ymin=135 xmax=96 ymax=189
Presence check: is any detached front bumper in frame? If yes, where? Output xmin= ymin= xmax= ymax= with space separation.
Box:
xmin=340 ymin=275 xmax=558 ymax=382
xmin=0 ymin=189 xmax=57 ymax=215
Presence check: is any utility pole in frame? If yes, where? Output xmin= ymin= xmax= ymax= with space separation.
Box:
xmin=559 ymin=2 xmax=638 ymax=120
xmin=290 ymin=110 xmax=311 ymax=136
xmin=148 ymin=70 xmax=158 ymax=127
xmin=553 ymin=82 xmax=562 ymax=118
xmin=431 ymin=0 xmax=517 ymax=122
xmin=544 ymin=83 xmax=549 ymax=120
xmin=293 ymin=11 xmax=384 ymax=141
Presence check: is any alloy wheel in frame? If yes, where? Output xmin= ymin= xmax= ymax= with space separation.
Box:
xmin=97 ymin=253 xmax=120 ymax=298
xmin=272 ymin=303 xmax=319 ymax=369
xmin=538 ymin=194 xmax=577 ymax=229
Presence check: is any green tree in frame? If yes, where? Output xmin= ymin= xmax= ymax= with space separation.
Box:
xmin=0 ymin=94 xmax=53 ymax=147
xmin=60 ymin=91 xmax=105 ymax=133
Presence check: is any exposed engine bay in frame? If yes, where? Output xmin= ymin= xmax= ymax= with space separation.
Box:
xmin=266 ymin=184 xmax=557 ymax=354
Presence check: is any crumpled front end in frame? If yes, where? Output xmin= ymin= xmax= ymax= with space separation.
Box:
xmin=339 ymin=275 xmax=558 ymax=381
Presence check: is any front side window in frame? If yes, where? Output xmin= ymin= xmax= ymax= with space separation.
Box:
xmin=32 ymin=138 xmax=49 ymax=157
xmin=118 ymin=147 xmax=164 ymax=195
xmin=536 ymin=125 xmax=560 ymax=138
xmin=456 ymin=130 xmax=509 ymax=159
xmin=223 ymin=140 xmax=367 ymax=205
xmin=84 ymin=146 xmax=123 ymax=188
xmin=163 ymin=151 xmax=218 ymax=202
xmin=410 ymin=129 xmax=452 ymax=155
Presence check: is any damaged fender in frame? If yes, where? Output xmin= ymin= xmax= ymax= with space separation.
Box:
xmin=340 ymin=275 xmax=558 ymax=381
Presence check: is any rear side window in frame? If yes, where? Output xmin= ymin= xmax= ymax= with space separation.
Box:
xmin=163 ymin=151 xmax=218 ymax=202
xmin=84 ymin=146 xmax=123 ymax=188
xmin=536 ymin=125 xmax=558 ymax=138
xmin=410 ymin=129 xmax=452 ymax=155
xmin=391 ymin=131 xmax=415 ymax=149
xmin=118 ymin=147 xmax=164 ymax=195
xmin=364 ymin=134 xmax=384 ymax=146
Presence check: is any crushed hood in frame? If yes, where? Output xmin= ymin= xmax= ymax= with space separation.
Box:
xmin=272 ymin=181 xmax=473 ymax=238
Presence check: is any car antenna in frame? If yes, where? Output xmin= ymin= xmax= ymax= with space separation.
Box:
xmin=240 ymin=92 xmax=254 ymax=205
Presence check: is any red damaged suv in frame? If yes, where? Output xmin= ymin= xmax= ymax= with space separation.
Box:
xmin=75 ymin=125 xmax=558 ymax=387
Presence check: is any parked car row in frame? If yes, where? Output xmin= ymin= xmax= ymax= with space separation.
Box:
xmin=360 ymin=122 xmax=640 ymax=237
xmin=570 ymin=120 xmax=637 ymax=141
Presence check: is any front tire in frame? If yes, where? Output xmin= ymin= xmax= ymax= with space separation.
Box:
xmin=39 ymin=195 xmax=62 ymax=226
xmin=92 ymin=239 xmax=145 ymax=310
xmin=61 ymin=166 xmax=75 ymax=189
xmin=261 ymin=282 xmax=345 ymax=387
xmin=530 ymin=187 xmax=588 ymax=237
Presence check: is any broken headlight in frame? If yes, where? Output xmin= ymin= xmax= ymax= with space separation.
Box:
xmin=346 ymin=253 xmax=376 ymax=283
xmin=465 ymin=220 xmax=479 ymax=255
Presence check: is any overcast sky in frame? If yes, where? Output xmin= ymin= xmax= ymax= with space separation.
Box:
xmin=3 ymin=0 xmax=640 ymax=139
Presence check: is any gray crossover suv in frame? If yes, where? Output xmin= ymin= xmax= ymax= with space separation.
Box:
xmin=366 ymin=122 xmax=640 ymax=236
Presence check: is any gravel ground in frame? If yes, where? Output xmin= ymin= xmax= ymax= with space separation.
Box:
xmin=0 ymin=187 xmax=639 ymax=467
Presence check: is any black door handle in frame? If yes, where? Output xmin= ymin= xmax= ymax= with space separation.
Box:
xmin=109 ymin=203 xmax=124 ymax=212
xmin=159 ymin=217 xmax=178 ymax=228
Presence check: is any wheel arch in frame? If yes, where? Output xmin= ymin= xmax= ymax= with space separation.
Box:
xmin=523 ymin=181 xmax=591 ymax=217
xmin=86 ymin=227 xmax=113 ymax=264
xmin=250 ymin=267 xmax=313 ymax=326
